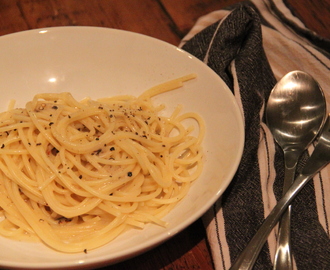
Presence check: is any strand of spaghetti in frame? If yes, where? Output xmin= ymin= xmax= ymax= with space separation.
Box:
xmin=64 ymin=168 xmax=137 ymax=200
xmin=0 ymin=220 xmax=23 ymax=238
xmin=37 ymin=163 xmax=93 ymax=199
xmin=1 ymin=155 xmax=42 ymax=197
xmin=21 ymin=153 xmax=37 ymax=180
xmin=41 ymin=184 xmax=102 ymax=218
xmin=108 ymin=186 xmax=163 ymax=203
xmin=174 ymin=112 xmax=206 ymax=145
xmin=51 ymin=125 xmax=118 ymax=154
xmin=5 ymin=180 xmax=69 ymax=248
xmin=174 ymin=160 xmax=204 ymax=183
xmin=174 ymin=146 xmax=203 ymax=165
xmin=64 ymin=152 xmax=111 ymax=178
xmin=6 ymin=99 xmax=16 ymax=111
xmin=31 ymin=92 xmax=83 ymax=110
xmin=16 ymin=128 xmax=52 ymax=173
xmin=101 ymin=166 xmax=142 ymax=195
xmin=149 ymin=119 xmax=190 ymax=144
xmin=116 ymin=139 xmax=170 ymax=187
xmin=37 ymin=166 xmax=103 ymax=217
xmin=2 ymin=214 xmax=34 ymax=235
xmin=152 ymin=181 xmax=191 ymax=204
xmin=98 ymin=201 xmax=127 ymax=217
xmin=25 ymin=102 xmax=62 ymax=150
xmin=138 ymin=74 xmax=196 ymax=99
xmin=11 ymin=177 xmax=128 ymax=252
xmin=129 ymin=211 xmax=168 ymax=227
xmin=0 ymin=174 xmax=31 ymax=224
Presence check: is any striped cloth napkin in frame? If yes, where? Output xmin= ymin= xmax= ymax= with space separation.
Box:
xmin=180 ymin=0 xmax=330 ymax=269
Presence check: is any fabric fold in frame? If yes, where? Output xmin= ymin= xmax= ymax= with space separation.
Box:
xmin=180 ymin=0 xmax=330 ymax=269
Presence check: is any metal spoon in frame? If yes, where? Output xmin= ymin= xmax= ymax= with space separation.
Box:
xmin=230 ymin=114 xmax=330 ymax=270
xmin=265 ymin=71 xmax=326 ymax=270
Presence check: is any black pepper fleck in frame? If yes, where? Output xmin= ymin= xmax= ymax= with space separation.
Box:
xmin=51 ymin=147 xmax=59 ymax=155
xmin=93 ymin=149 xmax=102 ymax=155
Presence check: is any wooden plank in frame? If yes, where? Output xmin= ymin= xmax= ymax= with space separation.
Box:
xmin=161 ymin=0 xmax=240 ymax=36
xmin=286 ymin=0 xmax=330 ymax=39
xmin=105 ymin=219 xmax=214 ymax=270
xmin=162 ymin=0 xmax=330 ymax=40
xmin=0 ymin=1 xmax=30 ymax=35
xmin=2 ymin=0 xmax=328 ymax=44
xmin=0 ymin=0 xmax=181 ymax=44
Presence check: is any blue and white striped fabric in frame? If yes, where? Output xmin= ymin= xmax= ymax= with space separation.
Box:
xmin=180 ymin=0 xmax=330 ymax=269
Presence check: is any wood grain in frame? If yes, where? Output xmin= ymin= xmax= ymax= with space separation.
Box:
xmin=107 ymin=219 xmax=214 ymax=270
xmin=0 ymin=1 xmax=329 ymax=44
xmin=0 ymin=1 xmax=328 ymax=269
xmin=286 ymin=0 xmax=330 ymax=39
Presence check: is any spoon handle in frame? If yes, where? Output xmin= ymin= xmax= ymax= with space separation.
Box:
xmin=274 ymin=152 xmax=300 ymax=270
xmin=274 ymin=207 xmax=293 ymax=270
xmin=230 ymin=143 xmax=330 ymax=270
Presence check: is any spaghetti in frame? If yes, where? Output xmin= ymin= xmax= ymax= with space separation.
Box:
xmin=0 ymin=74 xmax=205 ymax=253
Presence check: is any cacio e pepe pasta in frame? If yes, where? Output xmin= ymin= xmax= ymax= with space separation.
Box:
xmin=0 ymin=74 xmax=204 ymax=253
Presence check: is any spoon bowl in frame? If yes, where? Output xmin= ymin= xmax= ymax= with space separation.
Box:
xmin=267 ymin=71 xmax=326 ymax=152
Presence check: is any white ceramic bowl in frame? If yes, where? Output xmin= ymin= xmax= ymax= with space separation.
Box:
xmin=0 ymin=26 xmax=244 ymax=269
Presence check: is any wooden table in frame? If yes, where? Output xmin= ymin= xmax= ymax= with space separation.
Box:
xmin=0 ymin=1 xmax=329 ymax=269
